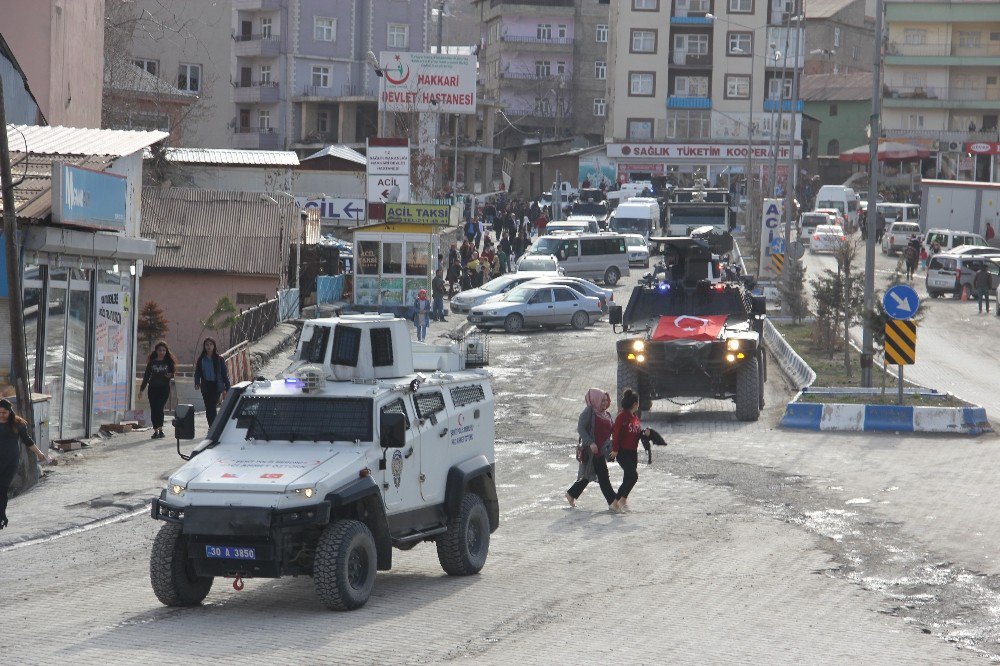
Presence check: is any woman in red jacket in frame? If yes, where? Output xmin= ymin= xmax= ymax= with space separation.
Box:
xmin=609 ymin=389 xmax=648 ymax=512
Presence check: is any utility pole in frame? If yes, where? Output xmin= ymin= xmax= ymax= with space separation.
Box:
xmin=769 ymin=12 xmax=793 ymax=197
xmin=861 ymin=0 xmax=885 ymax=387
xmin=782 ymin=15 xmax=803 ymax=311
xmin=0 ymin=79 xmax=37 ymax=489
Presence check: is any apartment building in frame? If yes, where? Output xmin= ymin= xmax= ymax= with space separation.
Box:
xmin=473 ymin=0 xmax=611 ymax=149
xmin=606 ymin=0 xmax=804 ymax=187
xmin=882 ymin=0 xmax=1000 ymax=181
xmin=802 ymin=0 xmax=875 ymax=75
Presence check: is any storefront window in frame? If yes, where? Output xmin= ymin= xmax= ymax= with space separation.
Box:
xmin=357 ymin=241 xmax=380 ymax=275
xmin=44 ymin=268 xmax=68 ymax=437
xmin=382 ymin=242 xmax=402 ymax=274
xmin=62 ymin=269 xmax=92 ymax=437
xmin=22 ymin=264 xmax=43 ymax=393
xmin=405 ymin=242 xmax=429 ymax=276
xmin=93 ymin=270 xmax=133 ymax=426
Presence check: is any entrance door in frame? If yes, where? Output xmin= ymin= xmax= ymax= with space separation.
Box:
xmin=239 ymin=109 xmax=250 ymax=130
xmin=42 ymin=268 xmax=92 ymax=439
xmin=240 ymin=20 xmax=252 ymax=40
xmin=240 ymin=67 xmax=252 ymax=87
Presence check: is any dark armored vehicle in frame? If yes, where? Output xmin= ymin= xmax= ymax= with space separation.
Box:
xmin=609 ymin=231 xmax=767 ymax=421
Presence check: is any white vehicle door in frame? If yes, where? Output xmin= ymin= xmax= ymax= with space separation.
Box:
xmin=413 ymin=389 xmax=450 ymax=503
xmin=552 ymin=287 xmax=582 ymax=323
xmin=526 ymin=287 xmax=557 ymax=323
xmin=558 ymin=238 xmax=581 ymax=274
xmin=379 ymin=397 xmax=422 ymax=510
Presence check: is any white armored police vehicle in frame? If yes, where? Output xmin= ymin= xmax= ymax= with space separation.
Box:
xmin=150 ymin=314 xmax=498 ymax=611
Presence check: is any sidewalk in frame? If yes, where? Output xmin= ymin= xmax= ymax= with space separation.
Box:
xmin=0 ymin=326 xmax=299 ymax=549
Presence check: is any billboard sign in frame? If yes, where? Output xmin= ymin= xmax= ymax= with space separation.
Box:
xmin=367 ymin=139 xmax=410 ymax=218
xmin=759 ymin=198 xmax=784 ymax=280
xmin=607 ymin=143 xmax=802 ymax=160
xmin=296 ymin=196 xmax=366 ymax=222
xmin=51 ymin=163 xmax=127 ymax=232
xmin=385 ymin=203 xmax=451 ymax=225
xmin=378 ymin=52 xmax=477 ymax=115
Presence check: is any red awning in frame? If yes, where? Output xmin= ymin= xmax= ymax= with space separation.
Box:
xmin=838 ymin=141 xmax=931 ymax=164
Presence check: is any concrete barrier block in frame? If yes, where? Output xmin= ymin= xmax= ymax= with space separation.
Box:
xmin=963 ymin=407 xmax=992 ymax=434
xmin=820 ymin=403 xmax=866 ymax=431
xmin=779 ymin=402 xmax=823 ymax=429
xmin=864 ymin=405 xmax=915 ymax=432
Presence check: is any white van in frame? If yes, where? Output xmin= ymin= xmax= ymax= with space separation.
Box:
xmin=609 ymin=200 xmax=659 ymax=238
xmin=564 ymin=214 xmax=602 ymax=233
xmin=529 ymin=233 xmax=631 ymax=285
xmin=877 ymin=203 xmax=920 ymax=224
xmin=816 ymin=185 xmax=861 ymax=232
xmin=923 ymin=228 xmax=988 ymax=253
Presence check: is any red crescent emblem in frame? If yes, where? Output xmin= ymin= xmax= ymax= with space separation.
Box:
xmin=385 ymin=63 xmax=410 ymax=85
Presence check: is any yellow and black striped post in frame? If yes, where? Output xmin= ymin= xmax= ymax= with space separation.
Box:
xmin=771 ymin=252 xmax=784 ymax=274
xmin=883 ymin=319 xmax=916 ymax=365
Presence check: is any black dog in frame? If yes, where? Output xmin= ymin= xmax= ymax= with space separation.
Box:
xmin=639 ymin=427 xmax=668 ymax=464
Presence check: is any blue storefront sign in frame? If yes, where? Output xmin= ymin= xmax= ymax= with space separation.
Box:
xmin=51 ymin=163 xmax=127 ymax=232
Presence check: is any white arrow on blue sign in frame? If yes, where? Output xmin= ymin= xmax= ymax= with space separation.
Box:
xmin=882 ymin=284 xmax=920 ymax=320
xmin=769 ymin=237 xmax=786 ymax=255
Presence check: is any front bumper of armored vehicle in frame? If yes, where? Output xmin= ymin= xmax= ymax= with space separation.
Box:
xmin=617 ymin=337 xmax=758 ymax=400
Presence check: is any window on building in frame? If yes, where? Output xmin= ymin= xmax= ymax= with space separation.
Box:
xmin=593 ymin=98 xmax=606 ymax=116
xmin=596 ymin=24 xmax=608 ymax=43
xmin=134 ymin=58 xmax=158 ymax=75
xmin=728 ymin=32 xmax=752 ymax=55
xmin=312 ymin=66 xmax=330 ymax=88
xmin=725 ymin=75 xmax=750 ymax=99
xmin=388 ymin=23 xmax=409 ymax=48
xmin=834 ymin=27 xmax=841 ymax=47
xmin=626 ymin=118 xmax=654 ymax=139
xmin=675 ymin=76 xmax=709 ymax=97
xmin=629 ymin=72 xmax=655 ymax=96
xmin=959 ymin=31 xmax=981 ymax=48
xmin=852 ymin=45 xmax=860 ymax=60
xmin=534 ymin=97 xmax=552 ymax=115
xmin=317 ymin=110 xmax=329 ymax=133
xmin=832 ymin=63 xmax=840 ymax=74
xmin=595 ymin=60 xmax=607 ymax=79
xmin=665 ymin=109 xmax=710 ymax=139
xmin=535 ymin=60 xmax=552 ymax=77
xmin=258 ymin=109 xmax=271 ymax=130
xmin=260 ymin=17 xmax=273 ymax=38
xmin=829 ymin=103 xmax=838 ymax=116
xmin=315 ymin=17 xmax=336 ymax=42
xmin=827 ymin=139 xmax=839 ymax=155
xmin=907 ymin=114 xmax=924 ymax=129
xmin=904 ymin=29 xmax=926 ymax=45
xmin=689 ymin=0 xmax=711 ymax=11
xmin=556 ymin=61 xmax=566 ymax=75
xmin=537 ymin=24 xmax=552 ymax=40
xmin=259 ymin=65 xmax=272 ymax=84
xmin=177 ymin=63 xmax=201 ymax=93
xmin=991 ymin=32 xmax=1000 ymax=41
xmin=768 ymin=77 xmax=792 ymax=99
xmin=631 ymin=29 xmax=657 ymax=53
xmin=633 ymin=0 xmax=658 ymax=9
xmin=675 ymin=33 xmax=709 ymax=55
xmin=729 ymin=0 xmax=753 ymax=12
xmin=557 ymin=24 xmax=567 ymax=39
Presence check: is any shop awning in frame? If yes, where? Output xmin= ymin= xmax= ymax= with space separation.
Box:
xmin=23 ymin=225 xmax=156 ymax=261
xmin=838 ymin=141 xmax=931 ymax=163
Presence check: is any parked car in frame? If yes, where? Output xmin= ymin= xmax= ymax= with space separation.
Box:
xmin=520 ymin=276 xmax=614 ymax=313
xmin=564 ymin=214 xmax=601 ymax=234
xmin=922 ymin=229 xmax=988 ymax=254
xmin=467 ymin=284 xmax=603 ymax=333
xmin=808 ymin=224 xmax=846 ymax=253
xmin=526 ymin=233 xmax=631 ymax=285
xmin=881 ymin=221 xmax=922 ymax=255
xmin=622 ymin=234 xmax=651 ymax=267
xmin=543 ymin=220 xmax=589 ymax=235
xmin=947 ymin=244 xmax=1000 ymax=257
xmin=813 ymin=207 xmax=846 ymax=229
xmin=926 ymin=253 xmax=1000 ymax=298
xmin=448 ymin=271 xmax=559 ymax=314
xmin=514 ymin=254 xmax=564 ymax=274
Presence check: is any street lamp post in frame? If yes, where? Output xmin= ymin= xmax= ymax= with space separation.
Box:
xmin=782 ymin=16 xmax=804 ymax=310
xmin=366 ymin=50 xmax=387 ymax=136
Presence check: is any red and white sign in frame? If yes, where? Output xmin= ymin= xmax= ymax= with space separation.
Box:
xmin=966 ymin=142 xmax=1000 ymax=155
xmin=617 ymin=162 xmax=666 ymax=176
xmin=379 ymin=52 xmax=477 ymax=115
xmin=367 ymin=138 xmax=411 ymax=214
xmin=607 ymin=143 xmax=802 ymax=160
xmin=652 ymin=315 xmax=728 ymax=341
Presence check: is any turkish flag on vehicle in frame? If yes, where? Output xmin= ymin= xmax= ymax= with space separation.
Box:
xmin=652 ymin=315 xmax=728 ymax=341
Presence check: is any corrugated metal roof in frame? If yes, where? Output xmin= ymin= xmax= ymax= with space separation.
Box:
xmin=141 ymin=188 xmax=294 ymax=276
xmin=301 ymin=145 xmax=367 ymax=165
xmin=800 ymin=72 xmax=873 ymax=101
xmin=159 ymin=147 xmax=300 ymax=166
xmin=0 ymin=152 xmax=112 ymax=220
xmin=8 ymin=124 xmax=168 ymax=157
xmin=805 ymin=0 xmax=859 ymax=19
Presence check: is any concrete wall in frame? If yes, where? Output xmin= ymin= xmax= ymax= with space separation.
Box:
xmin=5 ymin=0 xmax=105 ymax=127
xmin=140 ymin=271 xmax=279 ymax=359
xmin=805 ymin=100 xmax=869 ymax=157
xmin=804 ymin=1 xmax=875 ymax=75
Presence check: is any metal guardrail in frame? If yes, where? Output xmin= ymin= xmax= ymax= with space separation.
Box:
xmin=229 ymin=298 xmax=279 ymax=349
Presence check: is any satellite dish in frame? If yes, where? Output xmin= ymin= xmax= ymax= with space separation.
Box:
xmin=387 ymin=185 xmax=400 ymax=203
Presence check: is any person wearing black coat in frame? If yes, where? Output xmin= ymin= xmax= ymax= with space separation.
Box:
xmin=139 ymin=340 xmax=176 ymax=439
xmin=0 ymin=398 xmax=50 ymax=529
xmin=194 ymin=338 xmax=232 ymax=426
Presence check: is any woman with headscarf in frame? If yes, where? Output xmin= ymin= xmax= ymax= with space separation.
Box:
xmin=0 ymin=398 xmax=51 ymax=529
xmin=413 ymin=289 xmax=431 ymax=342
xmin=565 ymin=388 xmax=616 ymax=510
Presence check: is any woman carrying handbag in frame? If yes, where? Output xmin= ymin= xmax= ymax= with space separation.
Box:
xmin=565 ymin=388 xmax=616 ymax=510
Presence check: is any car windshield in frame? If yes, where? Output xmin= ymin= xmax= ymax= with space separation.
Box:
xmin=816 ymin=226 xmax=843 ymax=235
xmin=572 ymin=203 xmax=607 ymax=216
xmin=532 ymin=238 xmax=562 ymax=255
xmin=818 ymin=200 xmax=845 ymax=213
xmin=802 ymin=215 xmax=825 ymax=226
xmin=627 ymin=286 xmax=749 ymax=323
xmin=481 ymin=276 xmax=515 ymax=293
xmin=625 ymin=237 xmax=646 ymax=247
xmin=611 ymin=217 xmax=651 ymax=234
xmin=503 ymin=287 xmax=533 ymax=303
xmin=233 ymin=396 xmax=373 ymax=442
xmin=518 ymin=257 xmax=556 ymax=271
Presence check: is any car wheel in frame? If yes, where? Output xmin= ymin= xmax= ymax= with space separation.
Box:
xmin=313 ymin=519 xmax=377 ymax=611
xmin=604 ymin=266 xmax=621 ymax=286
xmin=436 ymin=493 xmax=490 ymax=576
xmin=503 ymin=313 xmax=524 ymax=334
xmin=928 ymin=291 xmax=941 ymax=299
xmin=571 ymin=311 xmax=589 ymax=330
xmin=150 ymin=522 xmax=213 ymax=607
xmin=617 ymin=359 xmax=638 ymax=405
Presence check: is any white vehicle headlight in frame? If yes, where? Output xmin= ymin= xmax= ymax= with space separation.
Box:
xmin=632 ymin=340 xmax=645 ymax=352
xmin=295 ymin=487 xmax=316 ymax=499
xmin=487 ymin=310 xmax=499 ymax=316
xmin=727 ymin=339 xmax=740 ymax=351
xmin=170 ymin=483 xmax=185 ymax=495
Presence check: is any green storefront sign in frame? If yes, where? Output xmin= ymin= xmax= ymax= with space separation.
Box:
xmin=385 ymin=203 xmax=451 ymax=225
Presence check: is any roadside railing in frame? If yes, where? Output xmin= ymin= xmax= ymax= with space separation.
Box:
xmin=229 ymin=298 xmax=279 ymax=349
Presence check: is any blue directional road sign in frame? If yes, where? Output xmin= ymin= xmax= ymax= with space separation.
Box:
xmin=883 ymin=284 xmax=920 ymax=320
xmin=769 ymin=237 xmax=786 ymax=255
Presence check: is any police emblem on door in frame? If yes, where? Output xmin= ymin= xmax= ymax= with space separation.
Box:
xmin=391 ymin=450 xmax=404 ymax=488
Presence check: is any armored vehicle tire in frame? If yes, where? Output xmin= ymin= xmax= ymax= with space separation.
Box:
xmin=735 ymin=357 xmax=761 ymax=422
xmin=314 ymin=519 xmax=377 ymax=611
xmin=150 ymin=523 xmax=213 ymax=607
xmin=617 ymin=359 xmax=638 ymax=404
xmin=437 ymin=493 xmax=490 ymax=576
xmin=571 ymin=311 xmax=589 ymax=330
xmin=504 ymin=313 xmax=524 ymax=334
xmin=604 ymin=267 xmax=621 ymax=286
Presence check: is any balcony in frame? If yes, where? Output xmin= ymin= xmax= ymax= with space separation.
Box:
xmin=671 ymin=51 xmax=712 ymax=67
xmin=883 ymin=85 xmax=1000 ymax=108
xmin=232 ymin=128 xmax=282 ymax=150
xmin=672 ymin=0 xmax=711 ymax=25
xmin=489 ymin=0 xmax=574 ymax=8
xmin=667 ymin=96 xmax=711 ymax=109
xmin=233 ymin=34 xmax=281 ymax=58
xmin=884 ymin=128 xmax=999 ymax=143
xmin=233 ymin=81 xmax=280 ymax=104
xmin=763 ymin=98 xmax=804 ymax=112
xmin=500 ymin=35 xmax=574 ymax=50
xmin=886 ymin=41 xmax=1000 ymax=65
xmin=233 ymin=0 xmax=281 ymax=10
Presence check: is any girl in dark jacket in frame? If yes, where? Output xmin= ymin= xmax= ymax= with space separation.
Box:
xmin=139 ymin=340 xmax=175 ymax=439
xmin=0 ymin=399 xmax=51 ymax=528
xmin=194 ymin=338 xmax=231 ymax=426
xmin=566 ymin=388 xmax=616 ymax=509
xmin=609 ymin=389 xmax=648 ymax=512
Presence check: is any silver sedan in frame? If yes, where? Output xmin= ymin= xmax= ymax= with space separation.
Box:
xmin=467 ymin=284 xmax=603 ymax=333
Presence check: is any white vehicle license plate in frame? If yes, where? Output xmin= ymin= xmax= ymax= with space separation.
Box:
xmin=205 ymin=545 xmax=256 ymax=560
xmin=468 ymin=315 xmax=482 ymax=323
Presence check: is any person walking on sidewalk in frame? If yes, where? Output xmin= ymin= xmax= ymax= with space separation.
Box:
xmin=0 ymin=398 xmax=51 ymax=529
xmin=413 ymin=289 xmax=431 ymax=342
xmin=139 ymin=340 xmax=176 ymax=439
xmin=973 ymin=263 xmax=992 ymax=314
xmin=609 ymin=389 xmax=648 ymax=512
xmin=194 ymin=338 xmax=231 ymax=427
xmin=565 ymin=388 xmax=617 ymax=510
xmin=431 ymin=269 xmax=447 ymax=322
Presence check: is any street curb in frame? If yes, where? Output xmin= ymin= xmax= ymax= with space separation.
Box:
xmin=780 ymin=389 xmax=992 ymax=434
xmin=249 ymin=322 xmax=300 ymax=374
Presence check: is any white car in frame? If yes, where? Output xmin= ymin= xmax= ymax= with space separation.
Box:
xmin=622 ymin=234 xmax=650 ymax=267
xmin=514 ymin=254 xmax=564 ymax=274
xmin=467 ymin=284 xmax=603 ymax=333
xmin=449 ymin=272 xmax=558 ymax=314
xmin=809 ymin=224 xmax=846 ymax=253
xmin=520 ymin=276 xmax=615 ymax=313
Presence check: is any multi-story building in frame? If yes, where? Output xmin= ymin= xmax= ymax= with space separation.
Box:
xmin=882 ymin=0 xmax=1000 ymax=182
xmin=473 ymin=0 xmax=611 ymax=148
xmin=802 ymin=0 xmax=875 ymax=75
xmin=605 ymin=0 xmax=804 ymax=188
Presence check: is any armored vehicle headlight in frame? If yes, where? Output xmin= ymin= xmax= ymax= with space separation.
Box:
xmin=726 ymin=353 xmax=736 ymax=363
xmin=636 ymin=354 xmax=646 ymax=363
xmin=727 ymin=339 xmax=740 ymax=351
xmin=170 ymin=483 xmax=185 ymax=495
xmin=294 ymin=487 xmax=316 ymax=498
xmin=632 ymin=340 xmax=645 ymax=352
